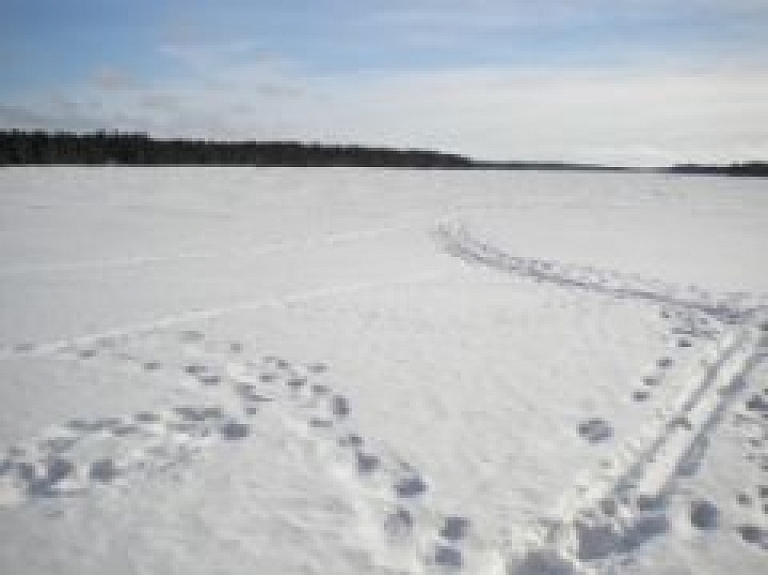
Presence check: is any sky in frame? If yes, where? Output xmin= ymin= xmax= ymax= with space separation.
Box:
xmin=1 ymin=0 xmax=767 ymax=166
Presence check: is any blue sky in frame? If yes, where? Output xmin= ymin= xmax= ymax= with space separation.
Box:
xmin=2 ymin=1 xmax=767 ymax=164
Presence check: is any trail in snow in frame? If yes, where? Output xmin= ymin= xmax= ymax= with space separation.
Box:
xmin=0 ymin=329 xmax=503 ymax=574
xmin=2 ymin=219 xmax=766 ymax=574
xmin=434 ymin=222 xmax=765 ymax=323
xmin=0 ymin=271 xmax=445 ymax=362
xmin=0 ymin=209 xmax=449 ymax=277
xmin=436 ymin=223 xmax=768 ymax=573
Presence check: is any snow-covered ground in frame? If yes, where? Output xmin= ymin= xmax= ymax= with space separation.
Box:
xmin=0 ymin=167 xmax=766 ymax=574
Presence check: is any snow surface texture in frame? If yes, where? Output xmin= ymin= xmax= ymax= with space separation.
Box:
xmin=0 ymin=167 xmax=767 ymax=574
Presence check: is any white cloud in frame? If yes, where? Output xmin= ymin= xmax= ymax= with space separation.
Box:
xmin=2 ymin=45 xmax=767 ymax=166
xmin=305 ymin=67 xmax=768 ymax=165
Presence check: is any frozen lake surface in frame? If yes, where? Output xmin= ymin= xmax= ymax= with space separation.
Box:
xmin=1 ymin=167 xmax=767 ymax=574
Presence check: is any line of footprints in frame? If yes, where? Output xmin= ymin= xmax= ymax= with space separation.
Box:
xmin=2 ymin=306 xmax=765 ymax=566
xmin=573 ymin=304 xmax=768 ymax=552
xmin=679 ymin=378 xmax=768 ymax=552
xmin=0 ymin=330 xmax=474 ymax=571
xmin=576 ymin=305 xmax=718 ymax=446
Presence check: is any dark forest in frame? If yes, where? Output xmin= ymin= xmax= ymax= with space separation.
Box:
xmin=1 ymin=131 xmax=765 ymax=176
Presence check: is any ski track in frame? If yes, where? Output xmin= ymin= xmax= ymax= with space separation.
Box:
xmin=436 ymin=223 xmax=768 ymax=574
xmin=2 ymin=221 xmax=767 ymax=574
xmin=434 ymin=222 xmax=765 ymax=324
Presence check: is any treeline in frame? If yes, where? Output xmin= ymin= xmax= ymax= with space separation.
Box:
xmin=0 ymin=130 xmax=473 ymax=168
xmin=665 ymin=162 xmax=768 ymax=178
xmin=2 ymin=131 xmax=765 ymax=176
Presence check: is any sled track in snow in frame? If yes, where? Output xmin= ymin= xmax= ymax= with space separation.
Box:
xmin=436 ymin=223 xmax=768 ymax=574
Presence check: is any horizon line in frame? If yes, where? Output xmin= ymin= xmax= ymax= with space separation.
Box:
xmin=1 ymin=129 xmax=766 ymax=174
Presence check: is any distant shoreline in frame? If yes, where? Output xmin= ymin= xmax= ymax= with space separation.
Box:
xmin=1 ymin=131 xmax=765 ymax=177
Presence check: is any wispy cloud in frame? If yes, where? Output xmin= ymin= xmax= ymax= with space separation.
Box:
xmin=3 ymin=56 xmax=767 ymax=165
xmin=1 ymin=1 xmax=767 ymax=164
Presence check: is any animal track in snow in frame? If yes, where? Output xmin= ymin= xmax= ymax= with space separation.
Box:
xmin=0 ymin=404 xmax=243 ymax=505
xmin=1 ymin=222 xmax=764 ymax=574
xmin=224 ymin=351 xmax=496 ymax=572
xmin=689 ymin=499 xmax=719 ymax=530
xmin=738 ymin=524 xmax=768 ymax=549
xmin=578 ymin=418 xmax=614 ymax=444
xmin=41 ymin=331 xmax=491 ymax=573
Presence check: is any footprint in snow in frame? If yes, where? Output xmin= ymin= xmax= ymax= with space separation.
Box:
xmin=632 ymin=390 xmax=651 ymax=402
xmin=218 ymin=421 xmax=250 ymax=440
xmin=433 ymin=545 xmax=464 ymax=569
xmin=308 ymin=417 xmax=334 ymax=429
xmin=394 ymin=474 xmax=429 ymax=498
xmin=339 ymin=432 xmax=364 ymax=448
xmin=312 ymin=383 xmax=331 ymax=396
xmin=746 ymin=394 xmax=768 ymax=413
xmin=285 ymin=376 xmax=307 ymax=389
xmin=173 ymin=406 xmax=225 ymax=422
xmin=78 ymin=348 xmax=98 ymax=359
xmin=656 ymin=357 xmax=674 ymax=369
xmin=383 ymin=506 xmax=413 ymax=539
xmin=305 ymin=362 xmax=329 ymax=374
xmin=578 ymin=418 xmax=614 ymax=443
xmin=330 ymin=395 xmax=350 ymax=419
xmin=689 ymin=499 xmax=719 ymax=530
xmin=738 ymin=524 xmax=768 ymax=550
xmin=0 ymin=402 xmax=251 ymax=506
xmin=643 ymin=375 xmax=661 ymax=387
xmin=355 ymin=451 xmax=380 ymax=474
xmin=440 ymin=515 xmax=471 ymax=541
xmin=89 ymin=458 xmax=119 ymax=483
xmin=179 ymin=330 xmax=204 ymax=343
xmin=134 ymin=411 xmax=162 ymax=423
xmin=142 ymin=360 xmax=162 ymax=371
xmin=424 ymin=516 xmax=473 ymax=570
xmin=183 ymin=363 xmax=208 ymax=376
xmin=199 ymin=374 xmax=221 ymax=386
xmin=12 ymin=342 xmax=36 ymax=353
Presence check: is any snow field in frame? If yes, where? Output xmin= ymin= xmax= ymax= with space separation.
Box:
xmin=1 ymin=167 xmax=766 ymax=574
